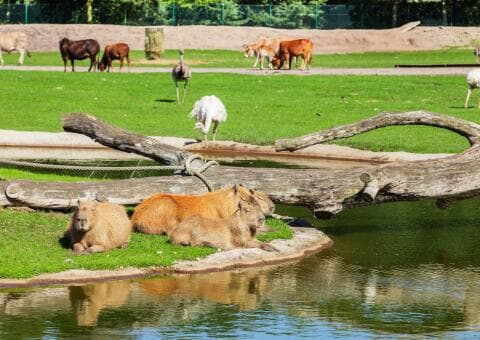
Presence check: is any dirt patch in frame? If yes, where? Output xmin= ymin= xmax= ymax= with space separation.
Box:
xmin=1 ymin=23 xmax=480 ymax=53
xmin=0 ymin=227 xmax=332 ymax=288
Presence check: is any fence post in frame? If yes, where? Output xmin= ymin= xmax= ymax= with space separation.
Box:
xmin=24 ymin=0 xmax=29 ymax=24
xmin=124 ymin=6 xmax=127 ymax=25
xmin=269 ymin=4 xmax=272 ymax=27
xmin=172 ymin=3 xmax=176 ymax=26
xmin=315 ymin=2 xmax=318 ymax=29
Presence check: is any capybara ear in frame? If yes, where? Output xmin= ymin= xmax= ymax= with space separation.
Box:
xmin=233 ymin=184 xmax=241 ymax=194
xmin=242 ymin=44 xmax=247 ymax=48
xmin=249 ymin=188 xmax=255 ymax=194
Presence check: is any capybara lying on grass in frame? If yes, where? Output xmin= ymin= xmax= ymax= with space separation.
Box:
xmin=169 ymin=195 xmax=276 ymax=251
xmin=131 ymin=184 xmax=275 ymax=235
xmin=66 ymin=199 xmax=131 ymax=254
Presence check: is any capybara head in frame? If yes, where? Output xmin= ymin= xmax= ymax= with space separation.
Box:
xmin=243 ymin=44 xmax=255 ymax=58
xmin=73 ymin=199 xmax=97 ymax=232
xmin=237 ymin=196 xmax=265 ymax=229
xmin=233 ymin=184 xmax=275 ymax=216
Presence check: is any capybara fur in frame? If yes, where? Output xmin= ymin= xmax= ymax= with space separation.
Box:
xmin=131 ymin=184 xmax=275 ymax=235
xmin=169 ymin=195 xmax=276 ymax=251
xmin=66 ymin=199 xmax=131 ymax=254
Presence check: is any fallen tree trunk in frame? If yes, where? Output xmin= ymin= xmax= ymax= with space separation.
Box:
xmin=2 ymin=111 xmax=480 ymax=218
xmin=62 ymin=113 xmax=186 ymax=165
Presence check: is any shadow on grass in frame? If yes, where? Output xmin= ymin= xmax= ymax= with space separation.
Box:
xmin=155 ymin=99 xmax=176 ymax=103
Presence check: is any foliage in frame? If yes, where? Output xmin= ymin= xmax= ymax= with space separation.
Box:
xmin=258 ymin=217 xmax=293 ymax=243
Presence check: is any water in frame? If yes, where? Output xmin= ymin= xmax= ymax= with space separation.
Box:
xmin=2 ymin=198 xmax=480 ymax=338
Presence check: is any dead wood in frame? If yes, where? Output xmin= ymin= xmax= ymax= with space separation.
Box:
xmin=2 ymin=110 xmax=480 ymax=219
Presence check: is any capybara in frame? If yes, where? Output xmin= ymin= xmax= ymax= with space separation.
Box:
xmin=66 ymin=199 xmax=131 ymax=254
xmin=169 ymin=195 xmax=276 ymax=251
xmin=131 ymin=184 xmax=275 ymax=235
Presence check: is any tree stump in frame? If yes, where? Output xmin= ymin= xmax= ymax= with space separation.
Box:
xmin=144 ymin=27 xmax=164 ymax=60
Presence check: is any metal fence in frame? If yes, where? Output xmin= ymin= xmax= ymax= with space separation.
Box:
xmin=0 ymin=2 xmax=478 ymax=29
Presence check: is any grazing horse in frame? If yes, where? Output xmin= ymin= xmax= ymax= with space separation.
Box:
xmin=273 ymin=39 xmax=313 ymax=71
xmin=59 ymin=38 xmax=100 ymax=72
xmin=98 ymin=43 xmax=131 ymax=72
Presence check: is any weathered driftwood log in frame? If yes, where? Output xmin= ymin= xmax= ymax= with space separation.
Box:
xmin=275 ymin=111 xmax=480 ymax=151
xmin=3 ymin=111 xmax=480 ymax=219
xmin=62 ymin=113 xmax=186 ymax=165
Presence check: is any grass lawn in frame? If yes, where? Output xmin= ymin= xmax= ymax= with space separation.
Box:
xmin=2 ymin=48 xmax=478 ymax=69
xmin=0 ymin=71 xmax=472 ymax=156
xmin=0 ymin=209 xmax=292 ymax=279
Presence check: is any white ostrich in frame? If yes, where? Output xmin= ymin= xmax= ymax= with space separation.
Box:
xmin=189 ymin=95 xmax=228 ymax=142
xmin=465 ymin=69 xmax=480 ymax=108
xmin=172 ymin=50 xmax=191 ymax=104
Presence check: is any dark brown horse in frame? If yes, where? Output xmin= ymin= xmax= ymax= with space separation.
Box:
xmin=59 ymin=38 xmax=100 ymax=72
xmin=98 ymin=43 xmax=131 ymax=72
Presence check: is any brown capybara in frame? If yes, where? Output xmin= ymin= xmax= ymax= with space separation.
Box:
xmin=66 ymin=199 xmax=131 ymax=254
xmin=131 ymin=184 xmax=275 ymax=235
xmin=169 ymin=195 xmax=276 ymax=251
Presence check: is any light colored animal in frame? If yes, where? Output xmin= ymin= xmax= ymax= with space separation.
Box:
xmin=273 ymin=39 xmax=313 ymax=71
xmin=0 ymin=31 xmax=31 ymax=65
xmin=172 ymin=49 xmax=191 ymax=104
xmin=66 ymin=199 xmax=131 ymax=254
xmin=189 ymin=95 xmax=227 ymax=142
xmin=169 ymin=195 xmax=276 ymax=251
xmin=465 ymin=69 xmax=480 ymax=108
xmin=131 ymin=184 xmax=275 ymax=235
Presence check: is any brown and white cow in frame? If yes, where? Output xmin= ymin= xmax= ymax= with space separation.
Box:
xmin=272 ymin=39 xmax=313 ymax=71
xmin=0 ymin=32 xmax=31 ymax=66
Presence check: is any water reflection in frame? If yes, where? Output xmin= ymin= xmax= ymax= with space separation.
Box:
xmin=2 ymin=198 xmax=480 ymax=337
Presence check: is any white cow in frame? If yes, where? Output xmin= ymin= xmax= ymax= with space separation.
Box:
xmin=0 ymin=32 xmax=30 ymax=65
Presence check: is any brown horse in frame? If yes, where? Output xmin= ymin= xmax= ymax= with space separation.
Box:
xmin=98 ymin=43 xmax=131 ymax=72
xmin=59 ymin=38 xmax=100 ymax=72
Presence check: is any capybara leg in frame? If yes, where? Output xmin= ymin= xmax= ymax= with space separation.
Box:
xmin=73 ymin=243 xmax=86 ymax=255
xmin=86 ymin=245 xmax=107 ymax=253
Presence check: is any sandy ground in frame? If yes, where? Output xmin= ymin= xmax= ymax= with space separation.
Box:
xmin=1 ymin=23 xmax=480 ymax=53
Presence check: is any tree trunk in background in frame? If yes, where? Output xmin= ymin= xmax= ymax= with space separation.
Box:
xmin=442 ymin=0 xmax=448 ymax=26
xmin=86 ymin=0 xmax=93 ymax=24
xmin=145 ymin=27 xmax=164 ymax=60
xmin=392 ymin=0 xmax=400 ymax=27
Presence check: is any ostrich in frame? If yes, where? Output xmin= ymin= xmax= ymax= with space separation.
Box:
xmin=189 ymin=95 xmax=228 ymax=142
xmin=465 ymin=69 xmax=480 ymax=108
xmin=172 ymin=49 xmax=191 ymax=104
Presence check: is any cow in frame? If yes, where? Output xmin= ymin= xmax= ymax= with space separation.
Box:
xmin=0 ymin=32 xmax=31 ymax=66
xmin=273 ymin=39 xmax=313 ymax=71
xmin=243 ymin=37 xmax=299 ymax=69
xmin=59 ymin=38 xmax=100 ymax=72
xmin=98 ymin=43 xmax=131 ymax=72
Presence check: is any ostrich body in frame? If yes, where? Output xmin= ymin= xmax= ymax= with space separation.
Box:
xmin=465 ymin=69 xmax=480 ymax=108
xmin=189 ymin=95 xmax=228 ymax=142
xmin=172 ymin=50 xmax=191 ymax=104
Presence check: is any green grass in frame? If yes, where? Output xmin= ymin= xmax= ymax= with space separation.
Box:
xmin=3 ymin=48 xmax=478 ymax=69
xmin=258 ymin=217 xmax=293 ymax=243
xmin=0 ymin=71 xmax=472 ymax=155
xmin=0 ymin=208 xmax=291 ymax=279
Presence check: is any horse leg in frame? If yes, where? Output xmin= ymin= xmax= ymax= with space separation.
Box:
xmin=119 ymin=56 xmax=124 ymax=71
xmin=0 ymin=50 xmax=4 ymax=66
xmin=88 ymin=56 xmax=94 ymax=72
xmin=71 ymin=59 xmax=75 ymax=72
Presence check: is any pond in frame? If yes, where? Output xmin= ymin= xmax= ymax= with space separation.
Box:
xmin=1 ymin=198 xmax=480 ymax=338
